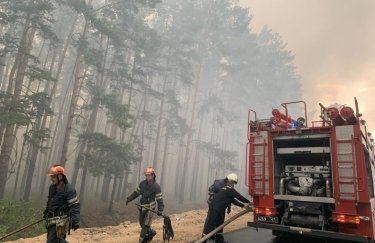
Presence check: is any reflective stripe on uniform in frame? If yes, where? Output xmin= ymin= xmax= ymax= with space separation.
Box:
xmin=47 ymin=215 xmax=69 ymax=226
xmin=155 ymin=192 xmax=163 ymax=200
xmin=140 ymin=201 xmax=156 ymax=209
xmin=67 ymin=196 xmax=79 ymax=206
xmin=136 ymin=187 xmax=141 ymax=193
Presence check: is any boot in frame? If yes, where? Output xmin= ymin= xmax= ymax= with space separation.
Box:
xmin=148 ymin=229 xmax=156 ymax=241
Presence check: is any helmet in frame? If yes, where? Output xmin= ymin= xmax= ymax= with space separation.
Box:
xmin=226 ymin=173 xmax=238 ymax=184
xmin=144 ymin=166 xmax=155 ymax=175
xmin=47 ymin=165 xmax=66 ymax=176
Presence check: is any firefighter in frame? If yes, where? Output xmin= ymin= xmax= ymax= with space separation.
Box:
xmin=44 ymin=165 xmax=80 ymax=243
xmin=203 ymin=173 xmax=233 ymax=236
xmin=126 ymin=166 xmax=164 ymax=243
xmin=201 ymin=173 xmax=251 ymax=243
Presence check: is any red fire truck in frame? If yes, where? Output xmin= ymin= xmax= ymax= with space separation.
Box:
xmin=246 ymin=98 xmax=375 ymax=242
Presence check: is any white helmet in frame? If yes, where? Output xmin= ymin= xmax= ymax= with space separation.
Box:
xmin=226 ymin=173 xmax=238 ymax=184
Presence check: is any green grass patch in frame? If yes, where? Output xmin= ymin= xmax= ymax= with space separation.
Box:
xmin=0 ymin=199 xmax=45 ymax=241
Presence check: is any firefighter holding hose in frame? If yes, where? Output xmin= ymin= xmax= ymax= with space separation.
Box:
xmin=201 ymin=173 xmax=251 ymax=243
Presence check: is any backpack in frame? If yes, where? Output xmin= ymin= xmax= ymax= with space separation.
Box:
xmin=207 ymin=179 xmax=226 ymax=204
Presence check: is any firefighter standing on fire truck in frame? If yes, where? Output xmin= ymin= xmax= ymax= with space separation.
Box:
xmin=44 ymin=165 xmax=80 ymax=243
xmin=126 ymin=166 xmax=164 ymax=243
xmin=201 ymin=173 xmax=250 ymax=243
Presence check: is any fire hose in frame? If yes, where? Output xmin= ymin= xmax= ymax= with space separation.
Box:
xmin=0 ymin=218 xmax=44 ymax=241
xmin=135 ymin=203 xmax=174 ymax=242
xmin=194 ymin=206 xmax=253 ymax=243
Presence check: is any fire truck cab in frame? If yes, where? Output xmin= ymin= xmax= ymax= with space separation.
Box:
xmin=247 ymin=99 xmax=375 ymax=242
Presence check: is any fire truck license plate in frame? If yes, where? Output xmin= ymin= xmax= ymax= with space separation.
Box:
xmin=256 ymin=215 xmax=278 ymax=223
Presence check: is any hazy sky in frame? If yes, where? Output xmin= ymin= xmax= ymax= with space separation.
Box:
xmin=239 ymin=0 xmax=375 ymax=131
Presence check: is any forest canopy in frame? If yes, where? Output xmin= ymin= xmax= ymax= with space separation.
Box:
xmin=0 ymin=0 xmax=300 ymax=207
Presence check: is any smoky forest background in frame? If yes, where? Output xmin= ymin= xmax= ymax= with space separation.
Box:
xmin=0 ymin=0 xmax=301 ymax=230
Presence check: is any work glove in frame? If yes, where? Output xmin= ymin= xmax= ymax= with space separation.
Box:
xmin=206 ymin=195 xmax=213 ymax=205
xmin=243 ymin=203 xmax=253 ymax=210
xmin=156 ymin=210 xmax=163 ymax=216
xmin=226 ymin=206 xmax=231 ymax=214
xmin=72 ymin=222 xmax=79 ymax=231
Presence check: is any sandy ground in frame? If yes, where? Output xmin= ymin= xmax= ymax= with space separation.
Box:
xmin=4 ymin=207 xmax=253 ymax=243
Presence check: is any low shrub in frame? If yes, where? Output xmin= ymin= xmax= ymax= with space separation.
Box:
xmin=0 ymin=199 xmax=45 ymax=241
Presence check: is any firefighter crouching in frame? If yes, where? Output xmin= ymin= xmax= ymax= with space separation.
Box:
xmin=202 ymin=173 xmax=251 ymax=243
xmin=44 ymin=165 xmax=80 ymax=243
xmin=126 ymin=166 xmax=164 ymax=243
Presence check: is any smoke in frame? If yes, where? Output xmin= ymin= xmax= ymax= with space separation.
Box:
xmin=240 ymin=0 xmax=375 ymax=131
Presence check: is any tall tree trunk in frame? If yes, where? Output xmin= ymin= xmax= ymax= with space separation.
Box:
xmin=0 ymin=19 xmax=34 ymax=198
xmin=0 ymin=54 xmax=6 ymax=91
xmin=152 ymin=77 xmax=167 ymax=169
xmin=190 ymin=117 xmax=204 ymax=200
xmin=108 ymin=175 xmax=118 ymax=213
xmin=120 ymin=172 xmax=129 ymax=200
xmin=159 ymin=73 xmax=178 ymax=188
xmin=95 ymin=175 xmax=101 ymax=197
xmin=23 ymin=115 xmax=43 ymax=200
xmin=59 ymin=21 xmax=88 ymax=166
xmin=152 ymin=55 xmax=170 ymax=169
xmin=72 ymin=35 xmax=110 ymax=187
xmin=101 ymin=172 xmax=111 ymax=201
xmin=0 ymin=60 xmax=10 ymax=92
xmin=40 ymin=15 xmax=78 ymax=196
xmin=178 ymin=62 xmax=202 ymax=204
xmin=79 ymin=164 xmax=88 ymax=205
xmin=12 ymin=124 xmax=30 ymax=198
xmin=116 ymin=170 xmax=124 ymax=201
xmin=159 ymin=132 xmax=170 ymax=189
xmin=97 ymin=118 xmax=118 ymax=203
xmin=22 ymin=45 xmax=52 ymax=197
xmin=129 ymin=94 xmax=145 ymax=144
xmin=70 ymin=143 xmax=85 ymax=187
xmin=173 ymin=139 xmax=185 ymax=199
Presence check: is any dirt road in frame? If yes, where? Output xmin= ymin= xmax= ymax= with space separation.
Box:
xmin=4 ymin=207 xmax=252 ymax=243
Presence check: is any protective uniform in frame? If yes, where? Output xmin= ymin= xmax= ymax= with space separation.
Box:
xmin=203 ymin=173 xmax=238 ymax=235
xmin=207 ymin=179 xmax=227 ymax=204
xmin=44 ymin=165 xmax=80 ymax=243
xmin=202 ymin=174 xmax=249 ymax=243
xmin=126 ymin=167 xmax=164 ymax=243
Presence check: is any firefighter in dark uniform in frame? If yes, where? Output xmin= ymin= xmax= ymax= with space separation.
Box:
xmin=202 ymin=173 xmax=251 ymax=243
xmin=203 ymin=174 xmax=232 ymax=237
xmin=126 ymin=166 xmax=164 ymax=243
xmin=44 ymin=165 xmax=80 ymax=243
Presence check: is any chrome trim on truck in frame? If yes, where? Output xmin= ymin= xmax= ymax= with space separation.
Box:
xmin=274 ymin=195 xmax=335 ymax=204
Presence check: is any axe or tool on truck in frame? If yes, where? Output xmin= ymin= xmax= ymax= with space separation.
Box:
xmin=0 ymin=218 xmax=44 ymax=241
xmin=194 ymin=206 xmax=253 ymax=243
xmin=135 ymin=203 xmax=174 ymax=242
